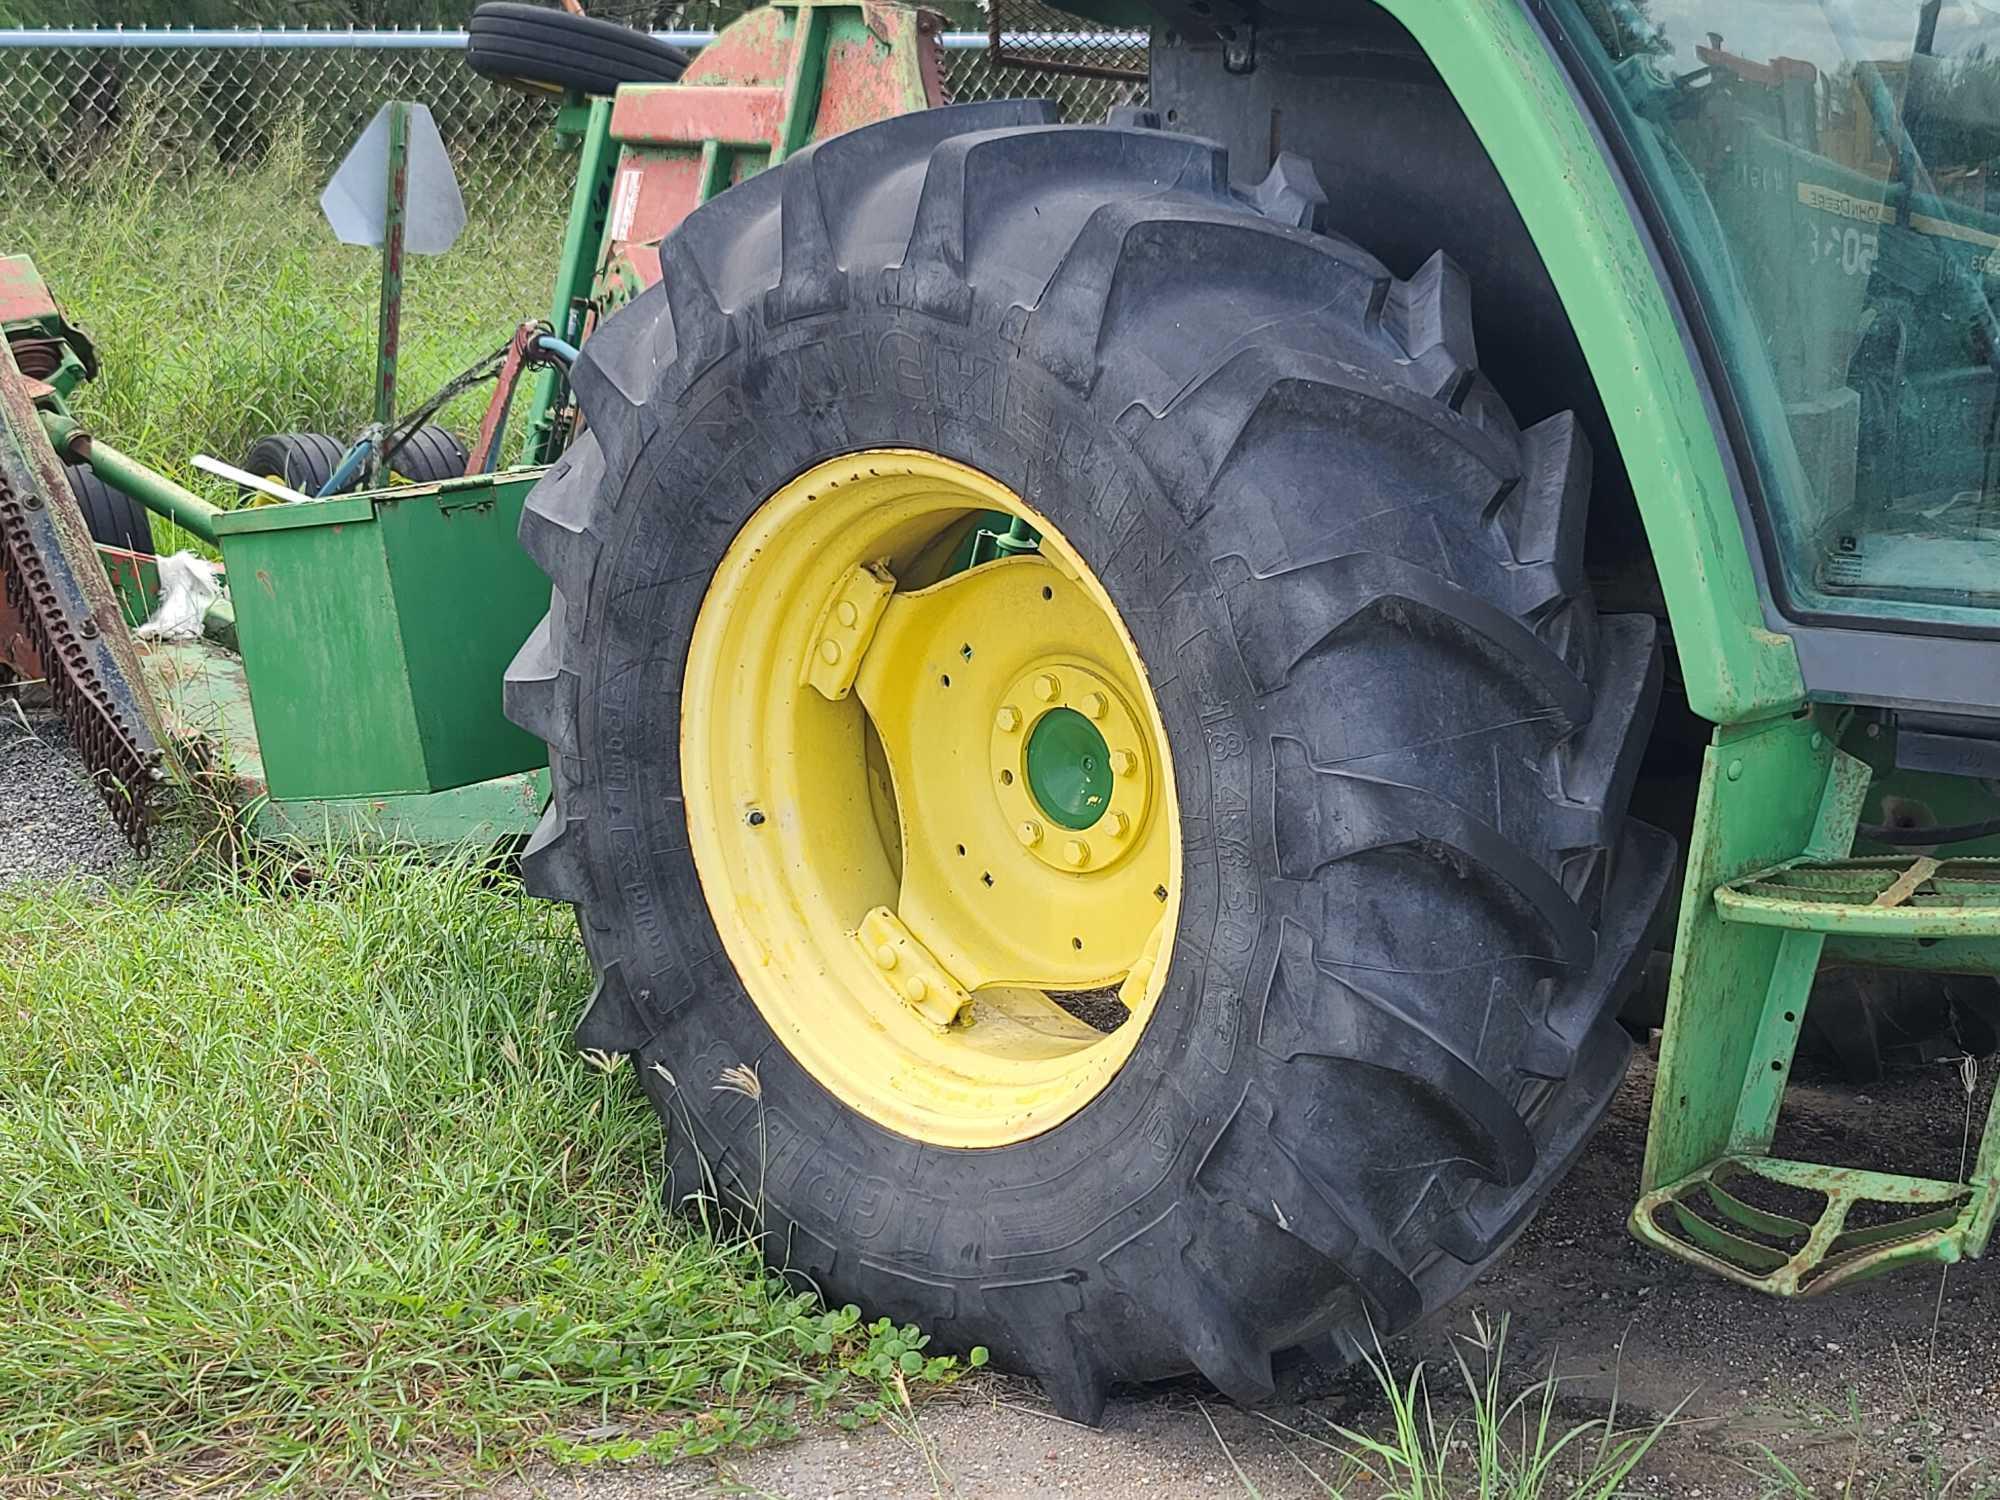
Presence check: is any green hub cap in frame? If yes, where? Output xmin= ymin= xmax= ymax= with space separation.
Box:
xmin=1026 ymin=707 xmax=1112 ymax=830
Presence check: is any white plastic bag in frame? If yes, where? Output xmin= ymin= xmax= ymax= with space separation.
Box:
xmin=135 ymin=551 xmax=222 ymax=642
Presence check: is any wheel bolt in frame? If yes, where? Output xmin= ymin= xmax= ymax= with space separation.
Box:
xmin=837 ymin=600 xmax=858 ymax=626
xmin=1032 ymin=673 xmax=1061 ymax=702
xmin=1017 ymin=820 xmax=1043 ymax=848
xmin=995 ymin=706 xmax=1022 ymax=733
xmin=1106 ymin=811 xmax=1130 ymax=839
xmin=904 ymin=975 xmax=929 ymax=1003
xmin=1080 ymin=691 xmax=1107 ymax=720
xmin=1110 ymin=749 xmax=1137 ymax=776
xmin=1064 ymin=839 xmax=1090 ymax=867
xmin=874 ymin=944 xmax=898 ymax=970
xmin=819 ymin=639 xmax=842 ymax=665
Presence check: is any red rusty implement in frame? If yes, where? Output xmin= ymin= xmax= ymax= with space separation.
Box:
xmin=596 ymin=3 xmax=945 ymax=308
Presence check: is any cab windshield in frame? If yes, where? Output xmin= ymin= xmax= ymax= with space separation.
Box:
xmin=1569 ymin=0 xmax=2000 ymax=626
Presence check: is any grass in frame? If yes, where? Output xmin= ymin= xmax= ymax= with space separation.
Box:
xmin=0 ymin=846 xmax=979 ymax=1493
xmin=0 ymin=101 xmax=989 ymax=1492
xmin=0 ymin=102 xmax=566 ymax=543
xmin=1236 ymin=1315 xmax=1681 ymax=1499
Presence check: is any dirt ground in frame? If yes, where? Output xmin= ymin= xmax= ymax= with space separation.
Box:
xmin=501 ymin=1048 xmax=1999 ymax=1499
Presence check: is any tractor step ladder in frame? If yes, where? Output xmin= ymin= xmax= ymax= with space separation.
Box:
xmin=1631 ymin=713 xmax=2000 ymax=1294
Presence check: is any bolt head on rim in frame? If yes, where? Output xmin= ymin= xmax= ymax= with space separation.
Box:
xmin=989 ymin=658 xmax=1152 ymax=876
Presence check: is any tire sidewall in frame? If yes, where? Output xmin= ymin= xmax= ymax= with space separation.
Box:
xmin=579 ymin=298 xmax=1272 ymax=1305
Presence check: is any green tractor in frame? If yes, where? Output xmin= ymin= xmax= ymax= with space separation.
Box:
xmin=7 ymin=0 xmax=2000 ymax=1423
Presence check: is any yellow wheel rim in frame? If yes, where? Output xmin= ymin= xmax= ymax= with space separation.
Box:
xmin=682 ymin=450 xmax=1181 ymax=1147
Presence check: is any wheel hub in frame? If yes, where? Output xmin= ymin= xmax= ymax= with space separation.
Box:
xmin=991 ymin=660 xmax=1153 ymax=874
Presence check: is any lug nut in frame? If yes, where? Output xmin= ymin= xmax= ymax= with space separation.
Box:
xmin=1106 ymin=811 xmax=1130 ymax=839
xmin=837 ymin=600 xmax=858 ymax=626
xmin=1064 ymin=839 xmax=1090 ymax=867
xmin=1032 ymin=673 xmax=1061 ymax=702
xmin=904 ymin=975 xmax=929 ymax=1003
xmin=1110 ymin=749 xmax=1137 ymax=776
xmin=1080 ymin=691 xmax=1107 ymax=720
xmin=874 ymin=944 xmax=898 ymax=970
xmin=818 ymin=639 xmax=842 ymax=665
xmin=995 ymin=706 xmax=1022 ymax=733
xmin=1017 ymin=820 xmax=1043 ymax=848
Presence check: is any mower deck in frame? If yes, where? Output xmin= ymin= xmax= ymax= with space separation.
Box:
xmin=139 ymin=635 xmax=545 ymax=846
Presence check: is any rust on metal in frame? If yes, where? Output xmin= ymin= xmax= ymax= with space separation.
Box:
xmin=609 ymin=84 xmax=788 ymax=146
xmin=596 ymin=2 xmax=945 ymax=300
xmin=1873 ymin=855 xmax=1941 ymax=909
xmin=0 ymin=566 xmax=44 ymax=681
xmin=0 ymin=255 xmax=60 ymax=326
xmin=0 ymin=342 xmax=163 ymax=849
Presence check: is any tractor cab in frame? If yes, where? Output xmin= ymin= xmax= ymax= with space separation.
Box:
xmin=1582 ymin=1 xmax=2000 ymax=626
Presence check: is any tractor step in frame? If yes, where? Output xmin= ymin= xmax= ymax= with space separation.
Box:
xmin=1716 ymin=855 xmax=2000 ymax=937
xmin=1636 ymin=717 xmax=2000 ymax=1297
xmin=1631 ymin=1147 xmax=1999 ymax=1295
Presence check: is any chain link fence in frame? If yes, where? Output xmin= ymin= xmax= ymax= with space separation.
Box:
xmin=0 ymin=18 xmax=1145 ymax=220
xmin=0 ymin=14 xmax=1143 ymax=482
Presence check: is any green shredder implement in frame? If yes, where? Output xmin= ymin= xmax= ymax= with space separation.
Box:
xmin=4 ymin=0 xmax=1999 ymax=1421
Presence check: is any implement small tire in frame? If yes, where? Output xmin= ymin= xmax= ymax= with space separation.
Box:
xmin=506 ymin=104 xmax=1674 ymax=1422
xmin=388 ymin=425 xmax=468 ymax=486
xmin=64 ymin=463 xmax=150 ymax=555
xmin=467 ymin=3 xmax=688 ymax=97
xmin=242 ymin=432 xmax=345 ymax=498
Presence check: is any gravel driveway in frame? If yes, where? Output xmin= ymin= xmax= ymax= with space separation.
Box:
xmin=0 ymin=704 xmax=131 ymax=893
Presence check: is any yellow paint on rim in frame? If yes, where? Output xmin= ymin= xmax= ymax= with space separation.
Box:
xmin=681 ymin=450 xmax=1181 ymax=1147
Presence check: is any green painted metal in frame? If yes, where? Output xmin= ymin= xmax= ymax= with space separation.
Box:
xmin=1716 ymin=857 xmax=2000 ymax=938
xmin=208 ymin=470 xmax=551 ymax=800
xmin=369 ymin=100 xmax=411 ymax=488
xmin=1641 ymin=711 xmax=1867 ymax=1192
xmin=40 ymin=412 xmax=222 ymax=545
xmin=95 ymin=546 xmax=156 ymax=631
xmin=137 ymin=635 xmax=545 ymax=847
xmin=1634 ymin=708 xmax=2000 ymax=1293
xmin=1371 ymin=0 xmax=1805 ymax=726
xmin=1026 ymin=708 xmax=1111 ymax=831
xmin=0 ymin=256 xmax=93 ymax=406
xmin=773 ymin=3 xmax=830 ymax=163
xmin=1631 ymin=1146 xmax=1998 ymax=1296
xmin=524 ymin=96 xmax=616 ymax=467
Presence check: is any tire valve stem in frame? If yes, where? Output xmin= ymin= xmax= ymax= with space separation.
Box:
xmin=746 ymin=808 xmax=766 ymax=827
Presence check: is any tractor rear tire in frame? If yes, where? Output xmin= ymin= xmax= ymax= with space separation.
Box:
xmin=467 ymin=3 xmax=689 ymax=98
xmin=64 ymin=463 xmax=151 ymax=555
xmin=505 ymin=104 xmax=1674 ymax=1419
xmin=243 ymin=431 xmax=345 ymax=498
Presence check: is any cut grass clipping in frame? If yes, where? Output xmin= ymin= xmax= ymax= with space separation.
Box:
xmin=0 ymin=850 xmax=980 ymax=1489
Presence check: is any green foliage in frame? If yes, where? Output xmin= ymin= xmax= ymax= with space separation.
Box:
xmin=0 ymin=106 xmax=562 ymax=535
xmin=1283 ymin=1315 xmax=1682 ymax=1499
xmin=0 ymin=847 xmax=975 ymax=1490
